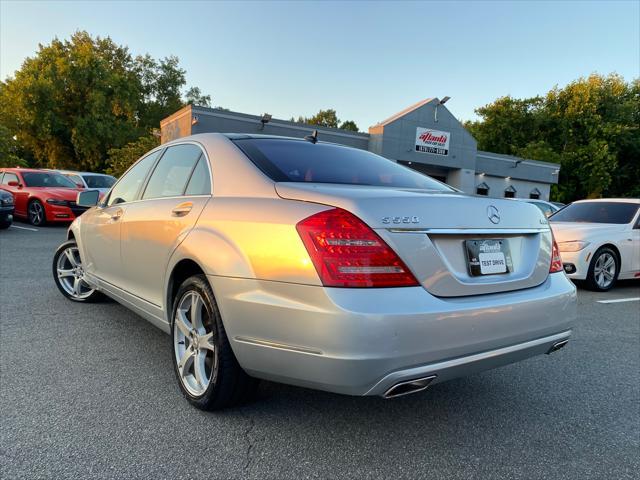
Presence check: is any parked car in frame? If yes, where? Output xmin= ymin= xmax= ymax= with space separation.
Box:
xmin=512 ymin=198 xmax=561 ymax=217
xmin=0 ymin=168 xmax=86 ymax=226
xmin=550 ymin=201 xmax=566 ymax=209
xmin=0 ymin=189 xmax=14 ymax=229
xmin=550 ymin=199 xmax=640 ymax=291
xmin=55 ymin=170 xmax=116 ymax=195
xmin=53 ymin=133 xmax=576 ymax=410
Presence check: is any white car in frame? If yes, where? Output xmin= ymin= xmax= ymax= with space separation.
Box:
xmin=550 ymin=199 xmax=640 ymax=291
xmin=56 ymin=170 xmax=117 ymax=195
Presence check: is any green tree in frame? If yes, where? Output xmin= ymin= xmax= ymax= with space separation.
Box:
xmin=465 ymin=73 xmax=638 ymax=202
xmin=292 ymin=109 xmax=359 ymax=131
xmin=0 ymin=125 xmax=28 ymax=167
xmin=105 ymin=133 xmax=160 ymax=178
xmin=0 ymin=31 xmax=210 ymax=172
xmin=185 ymin=87 xmax=212 ymax=107
xmin=306 ymin=109 xmax=339 ymax=128
xmin=339 ymin=120 xmax=359 ymax=132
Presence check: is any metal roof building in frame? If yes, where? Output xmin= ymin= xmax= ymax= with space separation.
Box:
xmin=160 ymin=98 xmax=560 ymax=200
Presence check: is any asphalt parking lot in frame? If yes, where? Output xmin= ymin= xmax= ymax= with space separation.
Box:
xmin=1 ymin=222 xmax=639 ymax=480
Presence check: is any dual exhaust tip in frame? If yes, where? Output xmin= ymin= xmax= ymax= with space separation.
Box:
xmin=546 ymin=339 xmax=569 ymax=355
xmin=383 ymin=375 xmax=437 ymax=399
xmin=383 ymin=339 xmax=569 ymax=399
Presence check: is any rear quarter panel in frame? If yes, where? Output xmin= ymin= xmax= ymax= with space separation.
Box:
xmin=165 ymin=197 xmax=329 ymax=318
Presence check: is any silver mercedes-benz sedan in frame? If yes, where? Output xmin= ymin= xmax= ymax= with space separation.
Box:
xmin=53 ymin=133 xmax=576 ymax=410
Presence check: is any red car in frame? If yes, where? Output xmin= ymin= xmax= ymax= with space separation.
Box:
xmin=0 ymin=168 xmax=87 ymax=226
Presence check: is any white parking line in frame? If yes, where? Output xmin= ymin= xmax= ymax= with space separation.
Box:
xmin=597 ymin=297 xmax=640 ymax=304
xmin=10 ymin=225 xmax=38 ymax=232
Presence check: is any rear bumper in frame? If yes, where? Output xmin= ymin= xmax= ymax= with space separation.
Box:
xmin=209 ymin=272 xmax=577 ymax=396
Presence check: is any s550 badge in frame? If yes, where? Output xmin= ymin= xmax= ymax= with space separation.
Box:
xmin=382 ymin=216 xmax=420 ymax=224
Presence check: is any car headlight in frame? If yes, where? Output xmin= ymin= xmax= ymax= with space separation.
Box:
xmin=558 ymin=241 xmax=590 ymax=252
xmin=46 ymin=199 xmax=68 ymax=206
xmin=0 ymin=196 xmax=13 ymax=206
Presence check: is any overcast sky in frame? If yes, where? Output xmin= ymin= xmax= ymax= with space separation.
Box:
xmin=1 ymin=0 xmax=638 ymax=129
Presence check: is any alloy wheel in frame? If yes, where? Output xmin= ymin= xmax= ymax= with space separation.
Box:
xmin=173 ymin=291 xmax=217 ymax=397
xmin=29 ymin=201 xmax=44 ymax=225
xmin=594 ymin=252 xmax=616 ymax=289
xmin=55 ymin=246 xmax=95 ymax=299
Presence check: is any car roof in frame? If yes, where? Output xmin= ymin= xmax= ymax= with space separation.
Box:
xmin=55 ymin=170 xmax=113 ymax=176
xmin=0 ymin=167 xmax=46 ymax=173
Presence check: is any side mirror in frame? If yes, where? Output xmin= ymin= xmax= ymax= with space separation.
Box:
xmin=76 ymin=183 xmax=84 ymax=189
xmin=7 ymin=180 xmax=20 ymax=188
xmin=77 ymin=189 xmax=100 ymax=207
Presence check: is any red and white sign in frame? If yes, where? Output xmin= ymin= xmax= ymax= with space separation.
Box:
xmin=415 ymin=127 xmax=450 ymax=156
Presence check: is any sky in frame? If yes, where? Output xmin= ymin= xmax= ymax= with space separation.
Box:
xmin=1 ymin=0 xmax=638 ymax=129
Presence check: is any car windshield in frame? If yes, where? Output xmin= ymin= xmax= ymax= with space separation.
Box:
xmin=233 ymin=138 xmax=453 ymax=191
xmin=22 ymin=172 xmax=77 ymax=188
xmin=83 ymin=174 xmax=116 ymax=189
xmin=550 ymin=201 xmax=639 ymax=224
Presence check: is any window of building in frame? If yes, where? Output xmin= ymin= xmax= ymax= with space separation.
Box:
xmin=504 ymin=185 xmax=516 ymax=198
xmin=476 ymin=182 xmax=489 ymax=196
xmin=529 ymin=188 xmax=541 ymax=199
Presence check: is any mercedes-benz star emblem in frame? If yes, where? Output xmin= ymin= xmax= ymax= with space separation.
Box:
xmin=487 ymin=205 xmax=500 ymax=224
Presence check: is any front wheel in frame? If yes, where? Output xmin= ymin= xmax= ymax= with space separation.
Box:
xmin=171 ymin=275 xmax=258 ymax=410
xmin=586 ymin=247 xmax=619 ymax=291
xmin=52 ymin=240 xmax=103 ymax=302
xmin=28 ymin=199 xmax=46 ymax=226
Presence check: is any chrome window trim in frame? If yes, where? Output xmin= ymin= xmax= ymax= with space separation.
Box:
xmin=102 ymin=140 xmax=213 ymax=208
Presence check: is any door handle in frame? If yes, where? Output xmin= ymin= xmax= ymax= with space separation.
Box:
xmin=171 ymin=202 xmax=193 ymax=217
xmin=110 ymin=209 xmax=123 ymax=221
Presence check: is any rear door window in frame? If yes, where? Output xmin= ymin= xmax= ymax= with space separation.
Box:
xmin=184 ymin=157 xmax=211 ymax=196
xmin=142 ymin=144 xmax=202 ymax=200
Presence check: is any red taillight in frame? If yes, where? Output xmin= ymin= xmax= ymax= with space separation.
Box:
xmin=296 ymin=208 xmax=419 ymax=288
xmin=550 ymin=234 xmax=563 ymax=273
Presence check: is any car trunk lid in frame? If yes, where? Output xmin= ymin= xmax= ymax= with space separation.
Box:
xmin=276 ymin=182 xmax=553 ymax=297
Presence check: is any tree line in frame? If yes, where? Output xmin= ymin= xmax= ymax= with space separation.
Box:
xmin=465 ymin=74 xmax=639 ymax=202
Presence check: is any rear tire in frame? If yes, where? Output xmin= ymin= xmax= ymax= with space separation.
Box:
xmin=171 ymin=275 xmax=258 ymax=410
xmin=28 ymin=199 xmax=46 ymax=226
xmin=585 ymin=247 xmax=619 ymax=291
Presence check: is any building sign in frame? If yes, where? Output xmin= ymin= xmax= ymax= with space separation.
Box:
xmin=415 ymin=127 xmax=450 ymax=156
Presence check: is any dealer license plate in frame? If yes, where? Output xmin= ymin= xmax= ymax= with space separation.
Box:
xmin=465 ymin=239 xmax=512 ymax=276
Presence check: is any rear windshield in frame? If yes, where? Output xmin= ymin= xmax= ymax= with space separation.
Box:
xmin=22 ymin=172 xmax=77 ymax=188
xmin=83 ymin=174 xmax=116 ymax=189
xmin=550 ymin=202 xmax=639 ymax=224
xmin=233 ymin=138 xmax=453 ymax=191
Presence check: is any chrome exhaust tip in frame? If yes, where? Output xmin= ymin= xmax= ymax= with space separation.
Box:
xmin=546 ymin=339 xmax=569 ymax=355
xmin=383 ymin=375 xmax=437 ymax=399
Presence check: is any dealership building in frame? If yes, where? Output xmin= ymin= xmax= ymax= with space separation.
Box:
xmin=160 ymin=98 xmax=560 ymax=200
